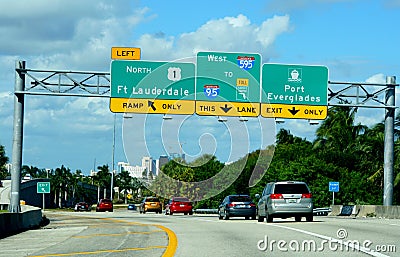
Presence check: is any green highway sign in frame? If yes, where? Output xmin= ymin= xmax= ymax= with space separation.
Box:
xmin=261 ymin=64 xmax=328 ymax=119
xmin=111 ymin=60 xmax=195 ymax=99
xmin=110 ymin=60 xmax=196 ymax=114
xmin=195 ymin=51 xmax=261 ymax=116
xmin=37 ymin=182 xmax=50 ymax=194
xmin=261 ymin=63 xmax=328 ymax=105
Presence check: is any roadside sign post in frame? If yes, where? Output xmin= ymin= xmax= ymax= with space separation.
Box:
xmin=329 ymin=181 xmax=339 ymax=205
xmin=37 ymin=182 xmax=50 ymax=211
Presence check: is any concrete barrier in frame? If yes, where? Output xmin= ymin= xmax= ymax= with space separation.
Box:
xmin=329 ymin=205 xmax=400 ymax=219
xmin=375 ymin=205 xmax=400 ymax=219
xmin=0 ymin=205 xmax=43 ymax=237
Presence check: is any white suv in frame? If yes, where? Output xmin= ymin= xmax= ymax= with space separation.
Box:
xmin=256 ymin=181 xmax=313 ymax=223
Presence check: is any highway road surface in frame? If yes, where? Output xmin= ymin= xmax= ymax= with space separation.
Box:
xmin=0 ymin=209 xmax=398 ymax=256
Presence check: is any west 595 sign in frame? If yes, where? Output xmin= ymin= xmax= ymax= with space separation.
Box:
xmin=195 ymin=51 xmax=261 ymax=117
xmin=110 ymin=60 xmax=195 ymax=114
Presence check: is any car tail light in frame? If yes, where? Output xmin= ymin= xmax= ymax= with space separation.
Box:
xmin=270 ymin=194 xmax=283 ymax=199
xmin=228 ymin=203 xmax=236 ymax=207
xmin=302 ymin=193 xmax=312 ymax=198
xmin=250 ymin=203 xmax=256 ymax=207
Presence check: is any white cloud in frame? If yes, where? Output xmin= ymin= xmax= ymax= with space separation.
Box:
xmin=365 ymin=73 xmax=386 ymax=84
xmin=135 ymin=14 xmax=291 ymax=60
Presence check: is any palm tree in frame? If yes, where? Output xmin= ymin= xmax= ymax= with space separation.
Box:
xmin=314 ymin=105 xmax=366 ymax=152
xmin=51 ymin=165 xmax=72 ymax=208
xmin=95 ymin=165 xmax=111 ymax=199
xmin=116 ymin=170 xmax=133 ymax=203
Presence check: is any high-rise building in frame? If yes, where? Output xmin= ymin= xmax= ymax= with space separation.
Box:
xmin=159 ymin=155 xmax=169 ymax=168
xmin=142 ymin=156 xmax=152 ymax=177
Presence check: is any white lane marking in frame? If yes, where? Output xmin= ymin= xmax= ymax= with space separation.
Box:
xmin=263 ymin=223 xmax=390 ymax=257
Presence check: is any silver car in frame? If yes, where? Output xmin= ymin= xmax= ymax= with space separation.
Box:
xmin=256 ymin=181 xmax=313 ymax=223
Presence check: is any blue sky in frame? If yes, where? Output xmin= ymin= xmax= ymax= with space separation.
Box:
xmin=0 ymin=0 xmax=399 ymax=174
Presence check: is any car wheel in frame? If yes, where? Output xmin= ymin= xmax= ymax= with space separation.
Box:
xmin=245 ymin=216 xmax=250 ymax=220
xmin=189 ymin=211 xmax=193 ymax=215
xmin=295 ymin=216 xmax=302 ymax=222
xmin=257 ymin=210 xmax=265 ymax=222
xmin=266 ymin=212 xmax=273 ymax=223
xmin=306 ymin=214 xmax=313 ymax=222
xmin=218 ymin=210 xmax=223 ymax=220
xmin=223 ymin=210 xmax=229 ymax=220
xmin=252 ymin=215 xmax=256 ymax=220
xmin=169 ymin=211 xmax=173 ymax=215
xmin=184 ymin=212 xmax=188 ymax=215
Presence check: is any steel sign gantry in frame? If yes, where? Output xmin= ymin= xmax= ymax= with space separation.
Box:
xmin=9 ymin=60 xmax=397 ymax=212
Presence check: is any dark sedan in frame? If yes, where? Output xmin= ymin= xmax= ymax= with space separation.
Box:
xmin=218 ymin=195 xmax=256 ymax=220
xmin=74 ymin=202 xmax=91 ymax=212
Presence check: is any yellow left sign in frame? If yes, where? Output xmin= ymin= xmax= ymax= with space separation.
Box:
xmin=111 ymin=47 xmax=141 ymax=60
xmin=110 ymin=98 xmax=195 ymax=115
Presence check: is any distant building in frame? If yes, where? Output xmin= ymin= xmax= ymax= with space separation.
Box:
xmin=115 ymin=155 xmax=173 ymax=180
xmin=142 ymin=157 xmax=152 ymax=177
xmin=119 ymin=163 xmax=146 ymax=179
xmin=169 ymin=152 xmax=185 ymax=161
xmin=159 ymin=155 xmax=169 ymax=168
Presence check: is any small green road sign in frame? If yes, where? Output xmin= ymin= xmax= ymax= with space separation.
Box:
xmin=195 ymin=51 xmax=261 ymax=116
xmin=37 ymin=182 xmax=50 ymax=194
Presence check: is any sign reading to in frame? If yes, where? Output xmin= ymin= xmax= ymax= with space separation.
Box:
xmin=329 ymin=181 xmax=340 ymax=192
xmin=195 ymin=51 xmax=261 ymax=117
xmin=261 ymin=64 xmax=328 ymax=120
xmin=37 ymin=182 xmax=50 ymax=194
xmin=111 ymin=47 xmax=141 ymax=60
xmin=110 ymin=60 xmax=195 ymax=114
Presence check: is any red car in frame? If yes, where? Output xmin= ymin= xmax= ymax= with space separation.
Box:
xmin=96 ymin=199 xmax=113 ymax=212
xmin=165 ymin=197 xmax=193 ymax=215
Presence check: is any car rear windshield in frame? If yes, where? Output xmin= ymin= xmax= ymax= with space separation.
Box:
xmin=230 ymin=196 xmax=251 ymax=202
xmin=173 ymin=197 xmax=190 ymax=202
xmin=274 ymin=184 xmax=310 ymax=194
xmin=145 ymin=198 xmax=160 ymax=202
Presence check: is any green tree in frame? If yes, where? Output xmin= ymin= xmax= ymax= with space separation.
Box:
xmin=51 ymin=165 xmax=73 ymax=208
xmin=116 ymin=170 xmax=133 ymax=203
xmin=0 ymin=145 xmax=9 ymax=179
xmin=95 ymin=165 xmax=111 ymax=199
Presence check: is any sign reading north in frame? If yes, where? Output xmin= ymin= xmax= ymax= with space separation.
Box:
xmin=110 ymin=60 xmax=195 ymax=114
xmin=261 ymin=64 xmax=328 ymax=120
xmin=196 ymin=51 xmax=261 ymax=117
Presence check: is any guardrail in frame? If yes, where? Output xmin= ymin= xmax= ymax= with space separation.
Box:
xmin=194 ymin=208 xmax=332 ymax=216
xmin=194 ymin=209 xmax=218 ymax=214
xmin=313 ymin=207 xmax=332 ymax=216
